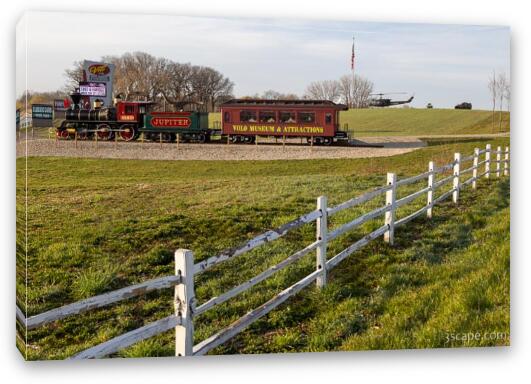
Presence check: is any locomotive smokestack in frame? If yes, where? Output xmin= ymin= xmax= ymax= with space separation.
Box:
xmin=70 ymin=90 xmax=82 ymax=109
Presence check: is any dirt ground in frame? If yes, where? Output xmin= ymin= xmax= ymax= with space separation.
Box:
xmin=16 ymin=133 xmax=508 ymax=161
xmin=16 ymin=136 xmax=426 ymax=161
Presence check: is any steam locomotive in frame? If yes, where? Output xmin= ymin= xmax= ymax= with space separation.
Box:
xmin=56 ymin=91 xmax=212 ymax=143
xmin=56 ymin=92 xmax=350 ymax=145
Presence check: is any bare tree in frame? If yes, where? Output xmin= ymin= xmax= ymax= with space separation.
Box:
xmin=99 ymin=52 xmax=168 ymax=101
xmin=160 ymin=62 xmax=197 ymax=108
xmin=251 ymin=90 xmax=299 ymax=100
xmin=496 ymin=73 xmax=507 ymax=132
xmin=504 ymin=82 xmax=511 ymax=112
xmin=261 ymin=90 xmax=283 ymax=100
xmin=488 ymin=71 xmax=497 ymax=132
xmin=63 ymin=61 xmax=84 ymax=92
xmin=189 ymin=66 xmax=234 ymax=112
xmin=339 ymin=74 xmax=373 ymax=108
xmin=304 ymin=80 xmax=341 ymax=102
xmin=64 ymin=52 xmax=233 ymax=112
xmin=338 ymin=75 xmax=352 ymax=107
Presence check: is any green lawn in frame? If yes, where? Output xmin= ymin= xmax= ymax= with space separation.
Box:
xmin=16 ymin=138 xmax=510 ymax=359
xmin=209 ymin=109 xmax=510 ymax=137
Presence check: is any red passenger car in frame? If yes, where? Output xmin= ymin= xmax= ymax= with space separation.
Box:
xmin=220 ymin=99 xmax=348 ymax=145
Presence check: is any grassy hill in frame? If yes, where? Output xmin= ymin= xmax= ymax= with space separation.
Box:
xmin=340 ymin=108 xmax=510 ymax=136
xmin=210 ymin=109 xmax=510 ymax=137
xmin=17 ymin=138 xmax=510 ymax=359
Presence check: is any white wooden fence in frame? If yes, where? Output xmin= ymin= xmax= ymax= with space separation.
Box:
xmin=16 ymin=144 xmax=510 ymax=359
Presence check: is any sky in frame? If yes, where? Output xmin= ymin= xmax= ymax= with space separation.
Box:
xmin=16 ymin=11 xmax=510 ymax=110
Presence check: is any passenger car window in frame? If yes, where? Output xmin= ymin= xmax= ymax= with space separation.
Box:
xmin=299 ymin=112 xmax=315 ymax=123
xmin=259 ymin=111 xmax=276 ymax=123
xmin=280 ymin=111 xmax=296 ymax=123
xmin=240 ymin=110 xmax=257 ymax=122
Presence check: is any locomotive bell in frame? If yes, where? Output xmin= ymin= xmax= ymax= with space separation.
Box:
xmin=93 ymin=99 xmax=103 ymax=109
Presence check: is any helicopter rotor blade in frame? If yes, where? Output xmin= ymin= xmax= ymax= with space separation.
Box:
xmin=370 ymin=92 xmax=409 ymax=96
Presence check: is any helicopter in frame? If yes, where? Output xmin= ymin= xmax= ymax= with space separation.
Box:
xmin=368 ymin=92 xmax=414 ymax=107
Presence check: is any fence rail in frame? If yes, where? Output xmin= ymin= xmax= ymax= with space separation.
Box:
xmin=17 ymin=143 xmax=510 ymax=359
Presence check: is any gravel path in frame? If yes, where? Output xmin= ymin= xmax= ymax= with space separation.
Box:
xmin=16 ymin=137 xmax=426 ymax=161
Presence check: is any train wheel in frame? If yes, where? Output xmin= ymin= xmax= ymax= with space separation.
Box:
xmin=243 ymin=136 xmax=255 ymax=144
xmin=77 ymin=130 xmax=89 ymax=140
xmin=197 ymin=133 xmax=207 ymax=143
xmin=56 ymin=129 xmax=69 ymax=139
xmin=96 ymin=124 xmax=113 ymax=141
xmin=323 ymin=137 xmax=332 ymax=146
xmin=160 ymin=133 xmax=174 ymax=142
xmin=119 ymin=125 xmax=137 ymax=141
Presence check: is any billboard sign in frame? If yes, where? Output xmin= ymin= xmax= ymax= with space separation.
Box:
xmin=32 ymin=104 xmax=53 ymax=119
xmin=79 ymin=82 xmax=107 ymax=97
xmin=53 ymin=99 xmax=68 ymax=111
xmin=82 ymin=60 xmax=115 ymax=107
xmin=32 ymin=104 xmax=53 ymax=127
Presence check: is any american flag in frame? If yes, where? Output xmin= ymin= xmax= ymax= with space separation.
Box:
xmin=351 ymin=37 xmax=355 ymax=70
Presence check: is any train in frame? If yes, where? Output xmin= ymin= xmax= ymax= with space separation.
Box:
xmin=55 ymin=92 xmax=350 ymax=145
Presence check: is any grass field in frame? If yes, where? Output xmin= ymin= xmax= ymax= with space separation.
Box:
xmin=209 ymin=109 xmax=510 ymax=137
xmin=16 ymin=138 xmax=510 ymax=359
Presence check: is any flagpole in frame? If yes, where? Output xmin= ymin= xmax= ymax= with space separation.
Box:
xmin=351 ymin=36 xmax=355 ymax=109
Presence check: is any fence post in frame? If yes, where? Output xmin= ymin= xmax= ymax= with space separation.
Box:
xmin=453 ymin=153 xmax=461 ymax=204
xmin=504 ymin=146 xmax=510 ymax=176
xmin=427 ymin=161 xmax=435 ymax=219
xmin=384 ymin=173 xmax=397 ymax=245
xmin=496 ymin=146 xmax=501 ymax=177
xmin=472 ymin=148 xmax=479 ymax=190
xmin=316 ymin=196 xmax=328 ymax=288
xmin=485 ymin=144 xmax=491 ymax=179
xmin=175 ymin=249 xmax=195 ymax=357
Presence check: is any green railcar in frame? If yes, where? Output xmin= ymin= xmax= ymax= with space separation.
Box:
xmin=140 ymin=111 xmax=213 ymax=142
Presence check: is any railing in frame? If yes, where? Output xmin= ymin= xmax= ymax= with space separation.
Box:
xmin=16 ymin=143 xmax=510 ymax=359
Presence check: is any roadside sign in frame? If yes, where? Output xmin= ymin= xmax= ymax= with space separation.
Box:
xmin=32 ymin=104 xmax=53 ymax=127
